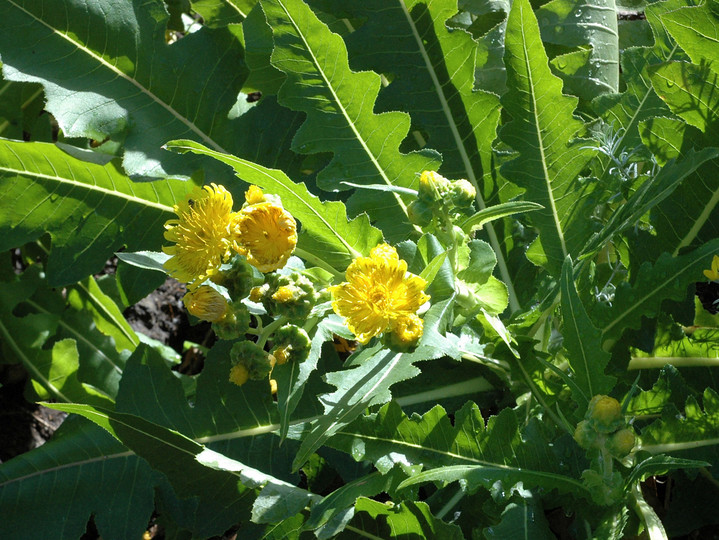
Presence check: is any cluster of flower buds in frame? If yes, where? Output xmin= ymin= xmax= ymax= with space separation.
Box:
xmin=574 ymin=395 xmax=636 ymax=459
xmin=250 ymin=272 xmax=319 ymax=321
xmin=407 ymin=170 xmax=477 ymax=227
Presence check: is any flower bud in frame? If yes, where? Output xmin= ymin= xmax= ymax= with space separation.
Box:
xmin=385 ymin=315 xmax=423 ymax=350
xmin=573 ymin=420 xmax=596 ymax=450
xmin=606 ymin=428 xmax=636 ymax=458
xmin=263 ymin=272 xmax=318 ymax=320
xmin=587 ymin=395 xmax=624 ymax=433
xmin=418 ymin=170 xmax=450 ymax=203
xmin=270 ymin=324 xmax=311 ymax=364
xmin=229 ymin=363 xmax=250 ymax=386
xmin=230 ymin=340 xmax=273 ymax=381
xmin=212 ymin=301 xmax=250 ymax=340
xmin=449 ymin=179 xmax=476 ymax=208
xmin=183 ymin=286 xmax=229 ymax=323
xmin=211 ymin=255 xmax=263 ymax=300
xmin=407 ymin=199 xmax=433 ymax=226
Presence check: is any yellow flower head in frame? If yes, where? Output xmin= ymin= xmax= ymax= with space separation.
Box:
xmin=329 ymin=244 xmax=430 ymax=344
xmin=704 ymin=255 xmax=719 ymax=281
xmin=393 ymin=314 xmax=424 ymax=346
xmin=163 ymin=184 xmax=238 ymax=288
xmin=234 ymin=202 xmax=298 ymax=272
xmin=182 ymin=285 xmax=230 ymax=323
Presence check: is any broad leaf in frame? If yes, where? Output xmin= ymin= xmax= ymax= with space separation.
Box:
xmin=166 ymin=139 xmax=383 ymax=275
xmin=260 ymin=0 xmax=441 ymax=242
xmin=0 ymin=139 xmax=191 ymax=285
xmin=499 ymin=0 xmax=596 ymax=276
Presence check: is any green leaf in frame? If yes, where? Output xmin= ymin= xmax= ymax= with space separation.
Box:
xmin=0 ymin=268 xmax=116 ymax=405
xmin=560 ymin=258 xmax=616 ymax=406
xmin=460 ymin=200 xmax=543 ymax=235
xmin=0 ymin=0 xmax=250 ymax=180
xmin=193 ymin=0 xmax=257 ymax=26
xmin=0 ymin=417 xmax=158 ymax=540
xmin=166 ymin=139 xmax=382 ymax=275
xmin=537 ymin=0 xmax=620 ymax=97
xmin=484 ymin=494 xmax=556 ymax=540
xmin=638 ymin=118 xmax=719 ymax=256
xmin=640 ymin=388 xmax=719 ymax=461
xmin=650 ymin=61 xmax=719 ymax=139
xmin=350 ymin=498 xmax=464 ymax=540
xmin=660 ymin=3 xmax=719 ymax=66
xmin=579 ymin=147 xmax=719 ymax=260
xmin=327 ymin=401 xmax=588 ymax=498
xmin=260 ymin=0 xmax=441 ymax=241
xmin=499 ymin=0 xmax=596 ymax=276
xmin=595 ymin=239 xmax=719 ymax=347
xmin=0 ymin=139 xmax=192 ymax=285
xmin=626 ymin=455 xmax=710 ymax=487
xmin=47 ymin=400 xmax=317 ymax=536
xmin=116 ymin=251 xmax=171 ymax=273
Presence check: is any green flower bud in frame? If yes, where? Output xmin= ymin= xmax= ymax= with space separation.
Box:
xmin=270 ymin=324 xmax=311 ymax=364
xmin=418 ymin=170 xmax=451 ymax=203
xmin=587 ymin=395 xmax=624 ymax=433
xmin=230 ymin=340 xmax=273 ymax=380
xmin=606 ymin=428 xmax=636 ymax=458
xmin=449 ymin=179 xmax=476 ymax=207
xmin=407 ymin=199 xmax=433 ymax=226
xmin=212 ymin=301 xmax=250 ymax=340
xmin=573 ymin=420 xmax=596 ymax=450
xmin=263 ymin=272 xmax=318 ymax=320
xmin=211 ymin=255 xmax=263 ymax=300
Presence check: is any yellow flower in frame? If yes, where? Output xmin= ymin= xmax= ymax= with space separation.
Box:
xmin=245 ymin=185 xmax=266 ymax=205
xmin=329 ymin=244 xmax=430 ymax=344
xmin=163 ymin=184 xmax=238 ymax=288
xmin=704 ymin=255 xmax=719 ymax=281
xmin=182 ymin=286 xmax=230 ymax=323
xmin=234 ymin=202 xmax=297 ymax=272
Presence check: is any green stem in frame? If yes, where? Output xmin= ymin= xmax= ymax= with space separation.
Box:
xmin=628 ymin=356 xmax=719 ymax=370
xmin=257 ymin=316 xmax=289 ymax=348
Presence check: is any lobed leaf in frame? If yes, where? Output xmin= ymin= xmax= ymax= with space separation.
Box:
xmin=260 ymin=0 xmax=441 ymax=242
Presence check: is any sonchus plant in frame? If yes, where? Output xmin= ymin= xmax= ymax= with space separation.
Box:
xmin=1 ymin=0 xmax=719 ymax=538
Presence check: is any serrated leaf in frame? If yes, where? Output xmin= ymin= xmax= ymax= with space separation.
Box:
xmin=499 ymin=0 xmax=596 ymax=276
xmin=0 ymin=139 xmax=192 ymax=285
xmin=596 ymin=240 xmax=719 ymax=347
xmin=560 ymin=258 xmax=616 ymax=406
xmin=47 ymin=400 xmax=317 ymax=536
xmin=166 ymin=139 xmax=383 ymax=275
xmin=0 ymin=417 xmax=157 ymax=540
xmin=260 ymin=0 xmax=441 ymax=242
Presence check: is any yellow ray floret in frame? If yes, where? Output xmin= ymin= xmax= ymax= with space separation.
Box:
xmin=329 ymin=244 xmax=430 ymax=344
xmin=234 ymin=201 xmax=298 ymax=273
xmin=704 ymin=255 xmax=719 ymax=281
xmin=163 ymin=184 xmax=238 ymax=288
